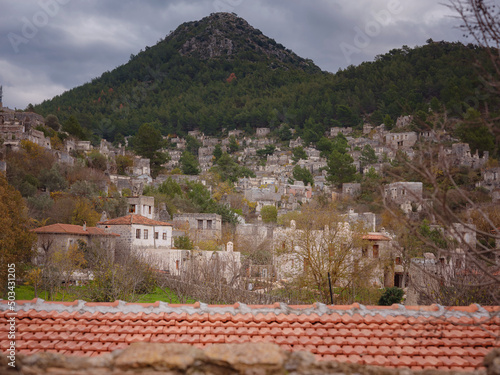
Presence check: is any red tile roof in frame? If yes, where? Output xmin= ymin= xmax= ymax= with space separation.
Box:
xmin=31 ymin=223 xmax=119 ymax=237
xmin=363 ymin=234 xmax=391 ymax=241
xmin=98 ymin=214 xmax=172 ymax=227
xmin=1 ymin=299 xmax=498 ymax=371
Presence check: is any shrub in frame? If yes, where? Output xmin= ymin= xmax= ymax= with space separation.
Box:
xmin=378 ymin=287 xmax=404 ymax=306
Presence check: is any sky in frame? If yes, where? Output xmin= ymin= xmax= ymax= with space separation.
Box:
xmin=0 ymin=0 xmax=465 ymax=110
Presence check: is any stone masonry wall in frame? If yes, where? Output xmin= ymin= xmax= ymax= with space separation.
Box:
xmin=2 ymin=342 xmax=496 ymax=375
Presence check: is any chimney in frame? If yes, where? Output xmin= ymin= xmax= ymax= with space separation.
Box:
xmin=83 ymin=221 xmax=87 ymax=231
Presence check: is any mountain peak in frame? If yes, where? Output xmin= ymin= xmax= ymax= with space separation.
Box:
xmin=168 ymin=12 xmax=318 ymax=70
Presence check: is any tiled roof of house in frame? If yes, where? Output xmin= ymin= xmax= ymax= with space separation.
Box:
xmin=98 ymin=214 xmax=172 ymax=227
xmin=1 ymin=299 xmax=499 ymax=371
xmin=31 ymin=223 xmax=119 ymax=237
xmin=363 ymin=233 xmax=391 ymax=241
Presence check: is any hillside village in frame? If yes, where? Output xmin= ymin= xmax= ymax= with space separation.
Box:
xmin=1 ymin=89 xmax=499 ymax=306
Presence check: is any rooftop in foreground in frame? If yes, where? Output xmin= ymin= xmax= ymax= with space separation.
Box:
xmin=1 ymin=299 xmax=499 ymax=371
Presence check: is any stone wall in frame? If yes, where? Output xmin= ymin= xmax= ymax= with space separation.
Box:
xmin=2 ymin=342 xmax=494 ymax=374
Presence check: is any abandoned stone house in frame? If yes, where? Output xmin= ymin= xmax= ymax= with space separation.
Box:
xmin=0 ymin=116 xmax=51 ymax=150
xmin=405 ymin=249 xmax=468 ymax=305
xmin=384 ymin=131 xmax=418 ymax=150
xmin=31 ymin=223 xmax=119 ymax=261
xmin=145 ymin=244 xmax=241 ymax=283
xmin=227 ymin=129 xmax=244 ymax=138
xmin=63 ymin=139 xmax=91 ymax=153
xmin=97 ymin=214 xmax=173 ymax=258
xmin=362 ymin=123 xmax=373 ymax=134
xmin=342 ymin=183 xmax=361 ymax=197
xmin=395 ymin=115 xmax=413 ymax=129
xmin=289 ymin=137 xmax=303 ymax=148
xmin=477 ymin=167 xmax=500 ymax=191
xmin=273 ymin=220 xmax=397 ymax=288
xmin=127 ymin=195 xmax=155 ymax=219
xmin=255 ymin=127 xmax=270 ymax=137
xmin=329 ymin=127 xmax=352 ymax=137
xmin=172 ymin=213 xmax=222 ymax=243
xmin=127 ymin=156 xmax=151 ymax=176
xmin=446 ymin=143 xmax=489 ymax=169
xmin=384 ymin=181 xmax=423 ymax=212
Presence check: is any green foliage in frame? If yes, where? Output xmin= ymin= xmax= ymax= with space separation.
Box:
xmin=292 ymin=146 xmax=308 ymax=163
xmin=179 ymin=150 xmax=200 ymax=175
xmin=317 ymin=137 xmax=333 ymax=158
xmin=360 ymin=145 xmax=378 ymax=168
xmin=325 ymin=150 xmax=357 ymax=188
xmin=174 ymin=235 xmax=194 ymax=250
xmin=158 ymin=177 xmax=182 ymax=198
xmin=260 ymin=205 xmax=278 ymax=223
xmin=211 ymin=152 xmax=254 ymax=182
xmin=132 ymin=123 xmax=170 ymax=178
xmin=292 ymin=165 xmax=314 ymax=186
xmin=256 ymin=145 xmax=275 ymax=157
xmin=278 ymin=124 xmax=292 ymax=141
xmin=88 ymin=151 xmax=107 ymax=171
xmin=419 ymin=220 xmax=449 ymax=250
xmin=31 ymin=40 xmax=500 ymax=145
xmin=228 ymin=136 xmax=239 ymax=154
xmin=383 ymin=114 xmax=394 ymax=131
xmin=186 ymin=135 xmax=202 ymax=156
xmin=456 ymin=108 xmax=495 ymax=157
xmin=39 ymin=165 xmax=67 ymax=192
xmin=116 ymin=155 xmax=133 ymax=175
xmin=378 ymin=287 xmax=404 ymax=306
xmin=212 ymin=143 xmax=223 ymax=161
xmin=63 ymin=116 xmax=87 ymax=140
xmin=45 ymin=114 xmax=61 ymax=131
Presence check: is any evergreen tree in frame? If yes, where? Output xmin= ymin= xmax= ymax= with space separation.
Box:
xmin=292 ymin=146 xmax=308 ymax=163
xmin=228 ymin=136 xmax=239 ymax=154
xmin=325 ymin=150 xmax=357 ymax=188
xmin=180 ymin=150 xmax=200 ymax=175
xmin=63 ymin=116 xmax=86 ymax=140
xmin=292 ymin=165 xmax=314 ymax=186
xmin=132 ymin=124 xmax=170 ymax=178
xmin=213 ymin=143 xmax=223 ymax=162
xmin=360 ymin=145 xmax=378 ymax=168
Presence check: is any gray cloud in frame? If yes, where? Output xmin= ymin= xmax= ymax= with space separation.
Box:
xmin=0 ymin=0 xmax=465 ymax=109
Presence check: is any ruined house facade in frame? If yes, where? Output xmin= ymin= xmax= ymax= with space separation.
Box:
xmin=127 ymin=196 xmax=155 ymax=219
xmin=31 ymin=223 xmax=119 ymax=261
xmin=384 ymin=181 xmax=423 ymax=213
xmin=172 ymin=213 xmax=222 ymax=243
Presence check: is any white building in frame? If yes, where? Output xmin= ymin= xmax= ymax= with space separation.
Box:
xmin=97 ymin=215 xmax=173 ymax=256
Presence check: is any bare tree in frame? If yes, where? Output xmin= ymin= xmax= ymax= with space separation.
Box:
xmin=273 ymin=203 xmax=379 ymax=304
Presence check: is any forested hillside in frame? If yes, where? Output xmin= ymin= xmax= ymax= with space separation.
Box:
xmin=32 ymin=13 xmax=499 ymax=145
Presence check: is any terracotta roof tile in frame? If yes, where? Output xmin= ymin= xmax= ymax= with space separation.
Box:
xmin=2 ymin=299 xmax=499 ymax=370
xmin=32 ymin=223 xmax=119 ymax=237
xmin=98 ymin=214 xmax=172 ymax=227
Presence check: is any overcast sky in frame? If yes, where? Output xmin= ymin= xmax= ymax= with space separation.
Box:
xmin=0 ymin=0 xmax=465 ymax=110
